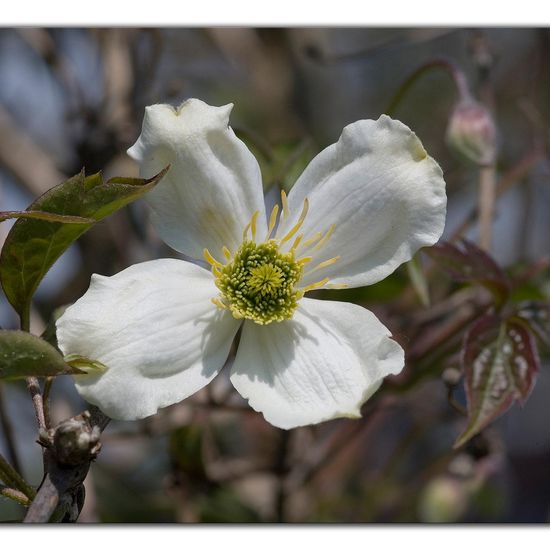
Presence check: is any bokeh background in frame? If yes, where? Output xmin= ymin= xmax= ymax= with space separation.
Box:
xmin=1 ymin=28 xmax=550 ymax=522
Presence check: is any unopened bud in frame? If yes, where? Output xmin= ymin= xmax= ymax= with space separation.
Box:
xmin=418 ymin=477 xmax=468 ymax=522
xmin=53 ymin=411 xmax=102 ymax=466
xmin=442 ymin=367 xmax=462 ymax=387
xmin=446 ymin=99 xmax=497 ymax=166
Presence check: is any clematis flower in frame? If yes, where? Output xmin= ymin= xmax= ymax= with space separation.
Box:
xmin=56 ymin=99 xmax=446 ymax=429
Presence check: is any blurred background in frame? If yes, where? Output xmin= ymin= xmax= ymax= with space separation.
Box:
xmin=1 ymin=27 xmax=550 ymax=523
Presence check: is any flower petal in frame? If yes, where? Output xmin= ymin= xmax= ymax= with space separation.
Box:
xmin=277 ymin=115 xmax=446 ymax=289
xmin=128 ymin=99 xmax=267 ymax=261
xmin=230 ymin=297 xmax=404 ymax=429
xmin=56 ymin=259 xmax=240 ymax=420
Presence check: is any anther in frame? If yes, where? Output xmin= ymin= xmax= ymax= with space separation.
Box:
xmin=211 ymin=297 xmax=227 ymax=309
xmin=301 ymin=231 xmax=323 ymax=249
xmin=280 ymin=198 xmax=309 ymax=245
xmin=304 ymin=256 xmax=340 ymax=276
xmin=313 ymin=224 xmax=336 ymax=251
xmin=204 ymin=248 xmax=223 ymax=268
xmin=222 ymin=246 xmax=232 ymax=261
xmin=281 ymin=189 xmax=290 ymax=220
xmin=301 ymin=277 xmax=330 ymax=293
xmin=291 ymin=234 xmax=303 ymax=252
xmin=250 ymin=211 xmax=259 ymax=241
xmin=267 ymin=204 xmax=280 ymax=239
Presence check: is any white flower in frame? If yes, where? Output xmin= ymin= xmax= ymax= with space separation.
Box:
xmin=56 ymin=99 xmax=446 ymax=429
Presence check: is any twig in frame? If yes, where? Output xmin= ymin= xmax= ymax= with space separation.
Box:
xmin=1 ymin=484 xmax=31 ymax=506
xmin=0 ymin=452 xmax=36 ymax=501
xmin=286 ymin=400 xmax=388 ymax=491
xmin=23 ymin=406 xmax=110 ymax=523
xmin=0 ymin=383 xmax=22 ymax=475
xmin=386 ymin=57 xmax=471 ymax=117
xmin=42 ymin=377 xmax=54 ymax=430
xmin=26 ymin=377 xmax=46 ymax=432
xmin=478 ymin=164 xmax=497 ymax=251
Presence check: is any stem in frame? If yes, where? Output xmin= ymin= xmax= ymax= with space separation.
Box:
xmin=450 ymin=149 xmax=542 ymax=243
xmin=386 ymin=57 xmax=471 ymax=117
xmin=42 ymin=377 xmax=53 ymax=429
xmin=20 ymin=304 xmax=48 ymax=465
xmin=0 ymin=452 xmax=36 ymax=501
xmin=23 ymin=407 xmax=110 ymax=523
xmin=478 ymin=164 xmax=497 ymax=251
xmin=1 ymin=485 xmax=31 ymax=506
xmin=0 ymin=382 xmax=22 ymax=474
xmin=26 ymin=377 xmax=46 ymax=432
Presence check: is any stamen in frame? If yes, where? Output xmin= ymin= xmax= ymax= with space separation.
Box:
xmin=300 ymin=277 xmax=330 ymax=293
xmin=250 ymin=211 xmax=259 ymax=241
xmin=298 ymin=256 xmax=313 ymax=265
xmin=280 ymin=198 xmax=309 ymax=245
xmin=242 ymin=221 xmax=251 ymax=241
xmin=211 ymin=297 xmax=227 ymax=309
xmin=304 ymin=256 xmax=340 ymax=276
xmin=281 ymin=189 xmax=290 ymax=220
xmin=290 ymin=234 xmax=303 ymax=252
xmin=326 ymin=283 xmax=349 ymax=289
xmin=204 ymin=248 xmax=223 ymax=269
xmin=301 ymin=231 xmax=323 ymax=249
xmin=314 ymin=224 xmax=336 ymax=251
xmin=267 ymin=204 xmax=280 ymax=239
xmin=222 ymin=246 xmax=232 ymax=261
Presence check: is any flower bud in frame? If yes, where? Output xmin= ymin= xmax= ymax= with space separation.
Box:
xmin=53 ymin=411 xmax=102 ymax=466
xmin=446 ymin=99 xmax=497 ymax=166
xmin=418 ymin=476 xmax=469 ymax=522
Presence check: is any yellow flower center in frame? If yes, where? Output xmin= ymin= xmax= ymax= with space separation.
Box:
xmin=204 ymin=190 xmax=347 ymax=325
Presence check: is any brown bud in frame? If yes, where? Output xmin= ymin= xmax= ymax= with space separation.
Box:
xmin=446 ymin=99 xmax=497 ymax=166
xmin=52 ymin=411 xmax=102 ymax=467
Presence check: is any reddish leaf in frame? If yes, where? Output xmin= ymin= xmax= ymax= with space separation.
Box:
xmin=454 ymin=314 xmax=540 ymax=448
xmin=516 ymin=301 xmax=550 ymax=348
xmin=425 ymin=239 xmax=510 ymax=304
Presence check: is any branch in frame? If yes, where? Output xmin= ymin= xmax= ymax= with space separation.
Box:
xmin=1 ymin=484 xmax=31 ymax=506
xmin=23 ymin=406 xmax=110 ymax=523
xmin=0 ymin=452 xmax=35 ymax=501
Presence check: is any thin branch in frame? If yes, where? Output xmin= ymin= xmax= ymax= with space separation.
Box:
xmin=0 ymin=452 xmax=36 ymax=501
xmin=23 ymin=406 xmax=110 ymax=523
xmin=26 ymin=377 xmax=46 ymax=432
xmin=42 ymin=377 xmax=54 ymax=430
xmin=0 ymin=484 xmax=31 ymax=507
xmin=478 ymin=164 xmax=497 ymax=251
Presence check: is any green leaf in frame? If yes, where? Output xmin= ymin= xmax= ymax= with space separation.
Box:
xmin=424 ymin=239 xmax=510 ymax=305
xmin=0 ymin=211 xmax=95 ymax=224
xmin=454 ymin=314 xmax=540 ymax=448
xmin=0 ymin=167 xmax=169 ymax=319
xmin=0 ymin=330 xmax=84 ymax=379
